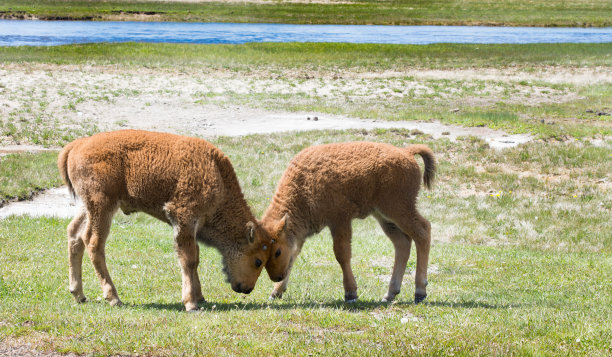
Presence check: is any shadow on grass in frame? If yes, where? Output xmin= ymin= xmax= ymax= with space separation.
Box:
xmin=136 ymin=298 xmax=519 ymax=312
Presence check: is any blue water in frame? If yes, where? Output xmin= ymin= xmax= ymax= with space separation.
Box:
xmin=1 ymin=20 xmax=611 ymax=46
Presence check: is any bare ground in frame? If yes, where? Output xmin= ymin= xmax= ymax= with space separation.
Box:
xmin=1 ymin=63 xmax=608 ymax=220
xmin=6 ymin=63 xmax=602 ymax=147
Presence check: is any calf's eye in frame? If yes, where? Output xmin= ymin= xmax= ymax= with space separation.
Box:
xmin=275 ymin=249 xmax=281 ymax=258
xmin=255 ymin=258 xmax=262 ymax=268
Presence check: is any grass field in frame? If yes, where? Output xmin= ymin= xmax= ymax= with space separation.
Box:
xmin=1 ymin=0 xmax=611 ymax=26
xmin=0 ymin=17 xmax=611 ymax=354
xmin=1 ymin=129 xmax=611 ymax=355
xmin=3 ymin=42 xmax=611 ymax=69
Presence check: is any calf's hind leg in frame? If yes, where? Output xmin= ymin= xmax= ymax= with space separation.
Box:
xmin=330 ymin=223 xmax=358 ymax=302
xmin=373 ymin=213 xmax=412 ymax=303
xmin=408 ymin=213 xmax=431 ymax=303
xmin=376 ymin=205 xmax=431 ymax=304
xmin=396 ymin=212 xmax=431 ymax=303
xmin=82 ymin=198 xmax=122 ymax=306
xmin=67 ymin=208 xmax=87 ymax=303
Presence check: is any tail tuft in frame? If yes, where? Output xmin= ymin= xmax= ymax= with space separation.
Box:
xmin=405 ymin=144 xmax=436 ymax=190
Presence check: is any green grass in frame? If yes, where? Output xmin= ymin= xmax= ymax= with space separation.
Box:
xmin=1 ymin=0 xmax=610 ymax=26
xmin=0 ymin=152 xmax=62 ymax=203
xmin=1 ymin=129 xmax=610 ymax=355
xmin=1 ymin=42 xmax=611 ymax=70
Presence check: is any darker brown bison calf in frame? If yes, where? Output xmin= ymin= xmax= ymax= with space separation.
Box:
xmin=262 ymin=142 xmax=435 ymax=303
xmin=58 ymin=130 xmax=272 ymax=311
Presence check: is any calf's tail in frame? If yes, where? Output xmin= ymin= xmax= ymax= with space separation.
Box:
xmin=405 ymin=144 xmax=436 ymax=190
xmin=57 ymin=141 xmax=77 ymax=202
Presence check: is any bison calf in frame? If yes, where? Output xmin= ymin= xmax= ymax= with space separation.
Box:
xmin=262 ymin=142 xmax=435 ymax=303
xmin=58 ymin=130 xmax=271 ymax=311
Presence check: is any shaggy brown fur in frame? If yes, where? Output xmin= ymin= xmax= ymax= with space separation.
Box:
xmin=262 ymin=142 xmax=435 ymax=303
xmin=58 ymin=130 xmax=272 ymax=311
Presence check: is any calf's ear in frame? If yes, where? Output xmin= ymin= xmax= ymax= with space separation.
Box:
xmin=277 ymin=213 xmax=289 ymax=234
xmin=246 ymin=221 xmax=256 ymax=245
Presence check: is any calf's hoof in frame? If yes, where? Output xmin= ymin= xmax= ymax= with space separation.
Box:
xmin=382 ymin=290 xmax=399 ymax=303
xmin=72 ymin=294 xmax=87 ymax=303
xmin=109 ymin=298 xmax=123 ymax=307
xmin=344 ymin=291 xmax=358 ymax=303
xmin=414 ymin=293 xmax=427 ymax=304
xmin=269 ymin=291 xmax=284 ymax=300
xmin=184 ymin=302 xmax=199 ymax=312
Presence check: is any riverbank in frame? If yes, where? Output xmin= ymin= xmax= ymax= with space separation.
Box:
xmin=1 ymin=0 xmax=611 ymax=27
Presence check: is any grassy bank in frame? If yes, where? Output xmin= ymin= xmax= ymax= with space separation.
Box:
xmin=0 ymin=152 xmax=61 ymax=204
xmin=1 ymin=42 xmax=611 ymax=70
xmin=0 ymin=129 xmax=611 ymax=355
xmin=1 ymin=0 xmax=611 ymax=26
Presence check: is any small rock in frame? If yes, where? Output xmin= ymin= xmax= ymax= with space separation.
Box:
xmin=586 ymin=109 xmax=594 ymax=113
xmin=451 ymin=108 xmax=460 ymax=113
xmin=307 ymin=117 xmax=311 ymax=120
xmin=597 ymin=112 xmax=610 ymax=116
xmin=441 ymin=131 xmax=450 ymax=135
xmin=313 ymin=116 xmax=319 ymax=121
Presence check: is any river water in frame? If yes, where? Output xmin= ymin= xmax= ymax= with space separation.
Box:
xmin=1 ymin=20 xmax=611 ymax=46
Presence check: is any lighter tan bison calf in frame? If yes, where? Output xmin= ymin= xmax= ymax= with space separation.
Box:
xmin=262 ymin=142 xmax=435 ymax=304
xmin=58 ymin=130 xmax=272 ymax=311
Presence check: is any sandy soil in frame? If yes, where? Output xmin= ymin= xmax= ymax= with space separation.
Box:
xmin=2 ymin=63 xmax=608 ymax=220
xmin=5 ymin=62 xmax=601 ymax=148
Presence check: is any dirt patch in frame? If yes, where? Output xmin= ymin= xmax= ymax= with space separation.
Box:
xmin=0 ymin=336 xmax=79 ymax=357
xmin=0 ymin=187 xmax=79 ymax=219
xmin=1 ymin=63 xmax=536 ymax=147
xmin=0 ymin=63 xmax=543 ymax=219
xmin=14 ymin=63 xmax=612 ymax=219
xmin=0 ymin=145 xmax=55 ymax=157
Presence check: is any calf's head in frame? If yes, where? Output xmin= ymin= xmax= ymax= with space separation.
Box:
xmin=263 ymin=214 xmax=296 ymax=282
xmin=221 ymin=221 xmax=273 ymax=294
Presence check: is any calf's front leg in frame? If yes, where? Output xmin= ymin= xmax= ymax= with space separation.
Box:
xmin=173 ymin=226 xmax=202 ymax=312
xmin=331 ymin=223 xmax=358 ymax=302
